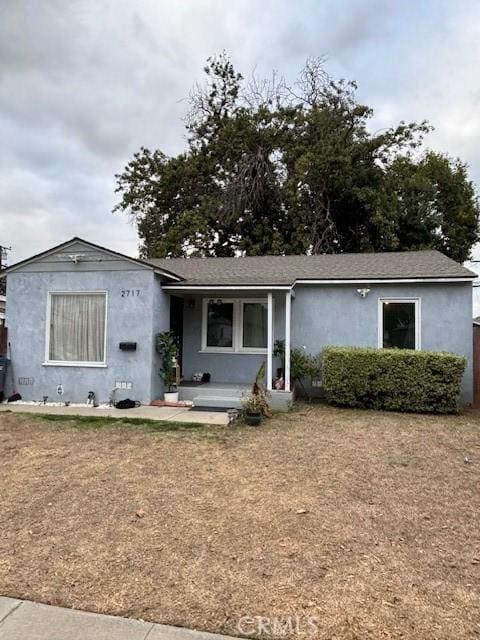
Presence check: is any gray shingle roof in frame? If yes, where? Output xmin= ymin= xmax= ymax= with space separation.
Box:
xmin=150 ymin=250 xmax=476 ymax=286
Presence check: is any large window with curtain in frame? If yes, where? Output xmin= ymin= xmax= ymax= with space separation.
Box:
xmin=47 ymin=292 xmax=107 ymax=364
xmin=202 ymin=298 xmax=268 ymax=353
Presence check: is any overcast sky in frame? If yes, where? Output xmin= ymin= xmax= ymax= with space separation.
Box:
xmin=1 ymin=0 xmax=480 ymax=268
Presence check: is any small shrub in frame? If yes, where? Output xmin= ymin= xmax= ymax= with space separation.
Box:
xmin=322 ymin=346 xmax=466 ymax=414
xmin=273 ymin=340 xmax=321 ymax=397
xmin=241 ymin=392 xmax=263 ymax=413
xmin=251 ymin=362 xmax=271 ymax=417
xmin=155 ymin=331 xmax=179 ymax=392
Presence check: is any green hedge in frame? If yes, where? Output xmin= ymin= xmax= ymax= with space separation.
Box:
xmin=322 ymin=346 xmax=466 ymax=414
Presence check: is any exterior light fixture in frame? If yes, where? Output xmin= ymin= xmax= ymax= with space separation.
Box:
xmin=357 ymin=288 xmax=371 ymax=298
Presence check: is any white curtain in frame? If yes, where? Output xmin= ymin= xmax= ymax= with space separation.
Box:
xmin=49 ymin=294 xmax=106 ymax=362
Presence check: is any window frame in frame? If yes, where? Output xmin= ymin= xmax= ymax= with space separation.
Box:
xmin=44 ymin=290 xmax=108 ymax=367
xmin=239 ymin=299 xmax=269 ymax=353
xmin=201 ymin=299 xmax=236 ymax=353
xmin=377 ymin=297 xmax=421 ymax=351
xmin=201 ymin=298 xmax=269 ymax=354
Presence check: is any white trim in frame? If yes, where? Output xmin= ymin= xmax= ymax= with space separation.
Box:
xmin=42 ymin=362 xmax=108 ymax=368
xmin=163 ymin=276 xmax=475 ymax=291
xmin=295 ymin=277 xmax=474 ymax=285
xmin=201 ymin=299 xmax=235 ymax=353
xmin=267 ymin=293 xmax=273 ymax=391
xmin=201 ymin=298 xmax=269 ymax=354
xmin=152 ymin=268 xmax=182 ymax=280
xmin=164 ymin=284 xmax=291 ymax=291
xmin=44 ymin=290 xmax=108 ymax=366
xmin=284 ymin=291 xmax=291 ymax=392
xmin=198 ymin=350 xmax=267 ymax=355
xmin=239 ymin=299 xmax=269 ymax=353
xmin=377 ymin=297 xmax=421 ymax=350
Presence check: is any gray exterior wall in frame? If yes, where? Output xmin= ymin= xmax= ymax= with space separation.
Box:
xmin=291 ymin=282 xmax=473 ymax=404
xmin=180 ymin=283 xmax=473 ymax=404
xmin=5 ymin=241 xmax=473 ymax=407
xmin=5 ymin=268 xmax=169 ymax=404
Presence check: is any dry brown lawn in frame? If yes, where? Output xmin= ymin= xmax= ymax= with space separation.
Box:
xmin=0 ymin=405 xmax=479 ymax=639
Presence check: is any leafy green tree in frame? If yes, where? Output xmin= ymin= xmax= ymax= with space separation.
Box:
xmin=114 ymin=148 xmax=219 ymax=258
xmin=114 ymin=54 xmax=479 ymax=261
xmin=382 ymin=152 xmax=478 ymax=262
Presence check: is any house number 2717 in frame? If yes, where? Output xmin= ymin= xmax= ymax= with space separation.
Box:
xmin=121 ymin=289 xmax=141 ymax=297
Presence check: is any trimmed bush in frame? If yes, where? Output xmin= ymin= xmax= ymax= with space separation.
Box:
xmin=322 ymin=346 xmax=466 ymax=414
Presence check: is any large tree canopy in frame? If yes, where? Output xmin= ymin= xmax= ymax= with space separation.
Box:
xmin=114 ymin=54 xmax=479 ymax=262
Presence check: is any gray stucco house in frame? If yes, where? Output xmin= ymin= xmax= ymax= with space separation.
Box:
xmin=2 ymin=237 xmax=476 ymax=408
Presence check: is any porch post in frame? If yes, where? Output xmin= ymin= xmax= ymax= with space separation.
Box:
xmin=267 ymin=292 xmax=273 ymax=391
xmin=284 ymin=290 xmax=291 ymax=392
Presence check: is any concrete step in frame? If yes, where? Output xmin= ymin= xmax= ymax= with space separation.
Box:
xmin=179 ymin=385 xmax=249 ymax=402
xmin=193 ymin=395 xmax=243 ymax=410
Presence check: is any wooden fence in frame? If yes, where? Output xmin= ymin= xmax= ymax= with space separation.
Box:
xmin=473 ymin=324 xmax=480 ymax=408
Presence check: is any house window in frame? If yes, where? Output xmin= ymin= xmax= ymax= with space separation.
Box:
xmin=47 ymin=292 xmax=107 ymax=365
xmin=379 ymin=298 xmax=420 ymax=350
xmin=206 ymin=301 xmax=234 ymax=348
xmin=241 ymin=302 xmax=267 ymax=348
xmin=202 ymin=298 xmax=269 ymax=353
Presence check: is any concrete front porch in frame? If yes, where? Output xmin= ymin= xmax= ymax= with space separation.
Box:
xmin=167 ymin=288 xmax=295 ymax=411
xmin=178 ymin=382 xmax=293 ymax=411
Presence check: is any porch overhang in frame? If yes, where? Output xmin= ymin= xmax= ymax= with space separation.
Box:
xmin=162 ymin=284 xmax=293 ymax=292
xmin=170 ymin=286 xmax=293 ymax=395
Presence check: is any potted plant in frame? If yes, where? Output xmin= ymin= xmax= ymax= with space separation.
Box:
xmin=273 ymin=340 xmax=321 ymax=399
xmin=239 ymin=363 xmax=272 ymax=426
xmin=241 ymin=392 xmax=263 ymax=426
xmin=155 ymin=331 xmax=179 ymax=403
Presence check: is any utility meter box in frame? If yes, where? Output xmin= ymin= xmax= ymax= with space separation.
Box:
xmin=119 ymin=342 xmax=137 ymax=351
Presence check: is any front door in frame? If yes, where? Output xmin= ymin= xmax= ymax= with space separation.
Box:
xmin=169 ymin=295 xmax=184 ymax=373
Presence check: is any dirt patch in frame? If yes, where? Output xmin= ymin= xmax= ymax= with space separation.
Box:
xmin=0 ymin=405 xmax=479 ymax=639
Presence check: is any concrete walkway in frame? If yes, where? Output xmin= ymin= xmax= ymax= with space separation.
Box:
xmin=0 ymin=403 xmax=229 ymax=425
xmin=0 ymin=597 xmax=238 ymax=640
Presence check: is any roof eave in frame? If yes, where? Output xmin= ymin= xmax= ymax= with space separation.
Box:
xmin=163 ymin=275 xmax=476 ymax=289
xmin=162 ymin=283 xmax=293 ymax=290
xmin=293 ymin=276 xmax=476 ymax=284
xmin=1 ymin=237 xmax=184 ymax=282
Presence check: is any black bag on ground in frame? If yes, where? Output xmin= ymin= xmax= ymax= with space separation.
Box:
xmin=115 ymin=398 xmax=140 ymax=410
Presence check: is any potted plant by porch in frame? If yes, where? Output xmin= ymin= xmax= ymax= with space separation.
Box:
xmin=155 ymin=331 xmax=180 ymax=403
xmin=241 ymin=362 xmax=271 ymax=426
xmin=241 ymin=392 xmax=263 ymax=426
